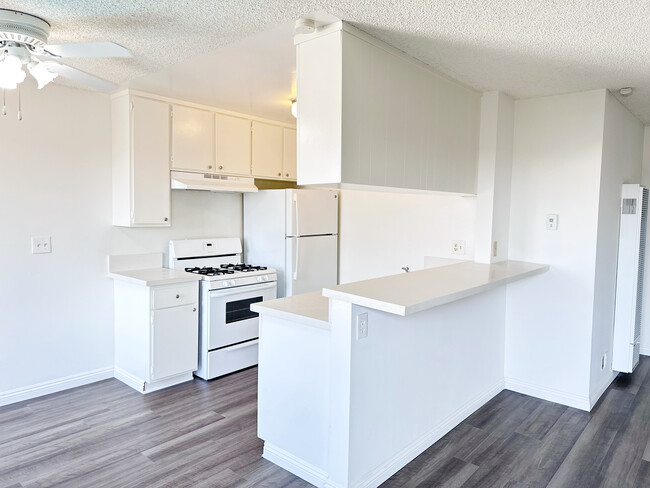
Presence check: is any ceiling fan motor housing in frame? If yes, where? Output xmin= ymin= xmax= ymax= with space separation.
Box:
xmin=0 ymin=9 xmax=50 ymax=48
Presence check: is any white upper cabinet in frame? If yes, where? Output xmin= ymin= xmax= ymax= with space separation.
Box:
xmin=171 ymin=105 xmax=214 ymax=173
xmin=296 ymin=22 xmax=480 ymax=194
xmin=215 ymin=113 xmax=252 ymax=176
xmin=252 ymin=121 xmax=284 ymax=179
xmin=282 ymin=128 xmax=297 ymax=180
xmin=112 ymin=95 xmax=170 ymax=227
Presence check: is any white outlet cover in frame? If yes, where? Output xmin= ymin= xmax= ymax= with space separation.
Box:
xmin=31 ymin=236 xmax=52 ymax=254
xmin=452 ymin=240 xmax=466 ymax=255
xmin=356 ymin=312 xmax=369 ymax=340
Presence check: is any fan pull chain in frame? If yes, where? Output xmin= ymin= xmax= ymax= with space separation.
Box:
xmin=2 ymin=89 xmax=6 ymax=116
xmin=17 ymin=85 xmax=22 ymax=121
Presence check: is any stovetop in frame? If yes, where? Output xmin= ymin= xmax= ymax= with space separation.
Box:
xmin=184 ymin=263 xmax=272 ymax=279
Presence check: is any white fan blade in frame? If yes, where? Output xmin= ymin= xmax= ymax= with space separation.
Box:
xmin=43 ymin=63 xmax=118 ymax=92
xmin=43 ymin=42 xmax=132 ymax=58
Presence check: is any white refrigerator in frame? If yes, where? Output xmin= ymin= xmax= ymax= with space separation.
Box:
xmin=244 ymin=189 xmax=338 ymax=297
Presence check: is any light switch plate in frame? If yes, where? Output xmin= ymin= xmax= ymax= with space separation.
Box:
xmin=31 ymin=236 xmax=52 ymax=254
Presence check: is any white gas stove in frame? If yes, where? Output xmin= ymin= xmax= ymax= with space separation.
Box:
xmin=169 ymin=237 xmax=277 ymax=379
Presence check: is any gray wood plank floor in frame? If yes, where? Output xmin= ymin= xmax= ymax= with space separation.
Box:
xmin=2 ymin=358 xmax=650 ymax=487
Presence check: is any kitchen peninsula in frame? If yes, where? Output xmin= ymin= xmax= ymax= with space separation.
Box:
xmin=252 ymin=260 xmax=548 ymax=488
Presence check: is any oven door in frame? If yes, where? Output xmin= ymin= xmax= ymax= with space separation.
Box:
xmin=207 ymin=282 xmax=276 ymax=350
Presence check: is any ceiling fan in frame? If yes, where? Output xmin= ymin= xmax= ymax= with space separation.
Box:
xmin=0 ymin=8 xmax=132 ymax=93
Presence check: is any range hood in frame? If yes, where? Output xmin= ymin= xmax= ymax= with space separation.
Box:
xmin=171 ymin=170 xmax=258 ymax=193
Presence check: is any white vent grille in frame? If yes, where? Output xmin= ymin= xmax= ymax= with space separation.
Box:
xmin=613 ymin=184 xmax=648 ymax=373
xmin=633 ymin=187 xmax=649 ymax=366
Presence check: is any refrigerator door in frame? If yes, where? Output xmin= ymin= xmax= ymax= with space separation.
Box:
xmin=286 ymin=189 xmax=338 ymax=237
xmin=285 ymin=234 xmax=338 ymax=296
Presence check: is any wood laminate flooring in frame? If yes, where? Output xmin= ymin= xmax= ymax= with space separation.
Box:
xmin=2 ymin=358 xmax=650 ymax=487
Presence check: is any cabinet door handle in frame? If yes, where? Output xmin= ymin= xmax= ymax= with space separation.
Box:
xmin=278 ymin=172 xmax=282 ymax=176
xmin=286 ymin=173 xmax=289 ymax=177
xmin=208 ymin=165 xmax=213 ymax=169
xmin=193 ymin=307 xmax=197 ymax=312
xmin=219 ymin=165 xmax=223 ymax=170
xmin=164 ymin=217 xmax=168 ymax=222
xmin=176 ymin=294 xmax=180 ymax=299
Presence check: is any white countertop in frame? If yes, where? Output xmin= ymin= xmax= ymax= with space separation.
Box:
xmin=108 ymin=268 xmax=202 ymax=287
xmin=322 ymin=260 xmax=549 ymax=316
xmin=251 ymin=292 xmax=330 ymax=329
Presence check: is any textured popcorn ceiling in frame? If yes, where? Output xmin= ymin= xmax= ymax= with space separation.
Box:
xmin=5 ymin=0 xmax=650 ymax=123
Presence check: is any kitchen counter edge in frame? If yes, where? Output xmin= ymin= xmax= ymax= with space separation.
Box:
xmin=322 ymin=260 xmax=549 ymax=316
xmin=108 ymin=268 xmax=202 ymax=287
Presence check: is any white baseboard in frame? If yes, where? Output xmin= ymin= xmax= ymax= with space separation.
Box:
xmin=0 ymin=367 xmax=114 ymax=407
xmin=263 ymin=443 xmax=329 ymax=488
xmin=351 ymin=379 xmax=505 ymax=488
xmin=589 ymin=372 xmax=617 ymax=409
xmin=114 ymin=367 xmax=193 ymax=394
xmin=504 ymin=377 xmax=590 ymax=411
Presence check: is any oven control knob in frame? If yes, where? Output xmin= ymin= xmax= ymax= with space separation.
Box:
xmin=222 ymin=281 xmax=228 ymax=287
xmin=257 ymin=276 xmax=263 ymax=282
xmin=230 ymin=280 xmax=236 ymax=287
xmin=262 ymin=275 xmax=269 ymax=281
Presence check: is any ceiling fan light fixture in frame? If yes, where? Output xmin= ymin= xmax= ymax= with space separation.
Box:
xmin=28 ymin=61 xmax=58 ymax=89
xmin=0 ymin=53 xmax=26 ymax=89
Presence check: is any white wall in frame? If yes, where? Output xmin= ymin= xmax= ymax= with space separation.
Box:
xmin=590 ymin=92 xmax=643 ymax=397
xmin=338 ymin=189 xmax=476 ymax=283
xmin=475 ymin=91 xmax=514 ymax=263
xmin=505 ymin=90 xmax=607 ymax=409
xmin=0 ymin=81 xmax=241 ymax=403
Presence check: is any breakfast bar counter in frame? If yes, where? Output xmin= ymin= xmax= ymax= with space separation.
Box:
xmin=253 ymin=260 xmax=549 ymax=488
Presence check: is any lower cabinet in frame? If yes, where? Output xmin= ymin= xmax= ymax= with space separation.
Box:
xmin=114 ymin=280 xmax=199 ymax=393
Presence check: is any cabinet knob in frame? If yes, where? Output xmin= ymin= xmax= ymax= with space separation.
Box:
xmin=286 ymin=173 xmax=289 ymax=177
xmin=208 ymin=165 xmax=213 ymax=169
xmin=193 ymin=307 xmax=197 ymax=312
xmin=219 ymin=165 xmax=223 ymax=170
xmin=164 ymin=217 xmax=168 ymax=222
xmin=278 ymin=172 xmax=281 ymax=176
xmin=176 ymin=294 xmax=180 ymax=299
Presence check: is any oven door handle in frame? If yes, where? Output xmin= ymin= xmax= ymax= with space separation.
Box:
xmin=226 ymin=339 xmax=259 ymax=351
xmin=209 ymin=282 xmax=276 ymax=298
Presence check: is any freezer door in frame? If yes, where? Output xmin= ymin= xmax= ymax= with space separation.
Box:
xmin=286 ymin=189 xmax=338 ymax=237
xmin=285 ymin=235 xmax=338 ymax=296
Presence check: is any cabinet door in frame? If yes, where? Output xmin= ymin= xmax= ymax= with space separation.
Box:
xmin=171 ymin=105 xmax=214 ymax=172
xmin=251 ymin=121 xmax=283 ymax=179
xmin=282 ymin=128 xmax=297 ymax=180
xmin=215 ymin=114 xmax=251 ymax=175
xmin=151 ymin=303 xmax=199 ymax=381
xmin=131 ymin=97 xmax=171 ymax=226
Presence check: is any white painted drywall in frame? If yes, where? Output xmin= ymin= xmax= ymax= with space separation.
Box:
xmin=505 ymin=89 xmax=607 ymax=408
xmin=0 ymin=81 xmax=241 ymax=401
xmin=590 ymin=92 xmax=643 ymax=397
xmin=344 ymin=290 xmax=505 ymax=486
xmin=475 ymin=91 xmax=514 ymax=263
xmin=640 ymin=127 xmax=650 ymax=355
xmin=338 ymin=189 xmax=476 ymax=283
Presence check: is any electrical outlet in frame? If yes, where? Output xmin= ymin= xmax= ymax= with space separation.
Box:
xmin=31 ymin=236 xmax=52 ymax=254
xmin=356 ymin=313 xmax=369 ymax=340
xmin=601 ymin=354 xmax=607 ymax=370
xmin=452 ymin=240 xmax=465 ymax=255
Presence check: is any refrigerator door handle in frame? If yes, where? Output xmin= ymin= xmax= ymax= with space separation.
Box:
xmin=293 ymin=193 xmax=300 ymax=237
xmin=293 ymin=238 xmax=300 ymax=280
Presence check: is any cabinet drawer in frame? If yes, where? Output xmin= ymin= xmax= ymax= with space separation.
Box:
xmin=152 ymin=282 xmax=198 ymax=309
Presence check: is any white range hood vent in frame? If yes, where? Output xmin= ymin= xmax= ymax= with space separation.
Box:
xmin=171 ymin=170 xmax=258 ymax=193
